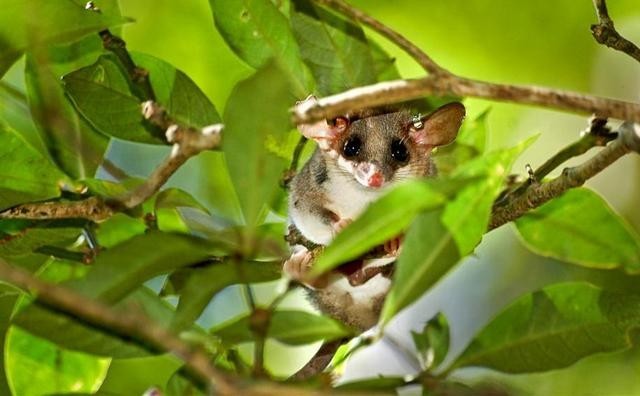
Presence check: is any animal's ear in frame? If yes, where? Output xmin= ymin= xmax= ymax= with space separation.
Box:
xmin=409 ymin=102 xmax=465 ymax=148
xmin=296 ymin=96 xmax=349 ymax=150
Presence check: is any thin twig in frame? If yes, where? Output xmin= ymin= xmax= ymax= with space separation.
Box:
xmin=0 ymin=258 xmax=237 ymax=395
xmin=311 ymin=0 xmax=446 ymax=75
xmin=489 ymin=122 xmax=640 ymax=229
xmin=292 ymin=74 xmax=640 ymax=125
xmin=495 ymin=117 xmax=617 ymax=206
xmin=118 ymin=102 xmax=223 ymax=209
xmin=591 ymin=0 xmax=640 ymax=63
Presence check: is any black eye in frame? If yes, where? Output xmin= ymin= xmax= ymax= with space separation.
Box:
xmin=343 ymin=136 xmax=362 ymax=158
xmin=391 ymin=139 xmax=409 ymax=163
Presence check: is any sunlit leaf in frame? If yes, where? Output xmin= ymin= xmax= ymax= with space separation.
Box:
xmin=291 ymin=0 xmax=376 ymax=95
xmin=0 ymin=124 xmax=65 ymax=211
xmin=442 ymin=135 xmax=536 ymax=256
xmin=211 ymin=310 xmax=352 ymax=345
xmin=516 ymin=188 xmax=640 ymax=273
xmin=453 ymin=282 xmax=640 ymax=373
xmin=380 ymin=209 xmax=460 ymax=325
xmin=0 ymin=0 xmax=128 ymax=76
xmin=156 ymin=188 xmax=210 ymax=214
xmin=0 ymin=284 xmax=20 ymax=395
xmin=312 ymin=179 xmax=455 ymax=276
xmin=211 ymin=0 xmax=313 ymax=97
xmin=0 ymin=227 xmax=81 ymax=259
xmin=222 ymin=63 xmax=293 ymax=227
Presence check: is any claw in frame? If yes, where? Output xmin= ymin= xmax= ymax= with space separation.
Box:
xmin=383 ymin=235 xmax=403 ymax=256
xmin=283 ymin=248 xmax=329 ymax=289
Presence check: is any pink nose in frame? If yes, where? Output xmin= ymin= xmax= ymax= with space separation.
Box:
xmin=368 ymin=172 xmax=383 ymax=188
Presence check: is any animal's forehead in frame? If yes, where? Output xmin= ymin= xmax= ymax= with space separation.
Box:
xmin=348 ymin=110 xmax=411 ymax=137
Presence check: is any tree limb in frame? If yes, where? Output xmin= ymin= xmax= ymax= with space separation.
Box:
xmin=591 ymin=0 xmax=640 ymax=63
xmin=489 ymin=121 xmax=640 ymax=229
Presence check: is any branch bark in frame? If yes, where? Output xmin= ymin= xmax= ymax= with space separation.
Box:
xmin=591 ymin=0 xmax=640 ymax=63
xmin=489 ymin=121 xmax=640 ymax=229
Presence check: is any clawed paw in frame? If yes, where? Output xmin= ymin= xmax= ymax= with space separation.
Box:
xmin=383 ymin=235 xmax=403 ymax=256
xmin=283 ymin=248 xmax=329 ymax=289
xmin=332 ymin=218 xmax=353 ymax=234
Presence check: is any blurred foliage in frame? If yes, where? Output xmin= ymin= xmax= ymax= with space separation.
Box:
xmin=0 ymin=0 xmax=639 ymax=395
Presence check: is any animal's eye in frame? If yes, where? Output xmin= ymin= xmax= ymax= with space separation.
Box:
xmin=343 ymin=136 xmax=362 ymax=158
xmin=391 ymin=139 xmax=409 ymax=162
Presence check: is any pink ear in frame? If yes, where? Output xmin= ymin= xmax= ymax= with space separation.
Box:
xmin=296 ymin=96 xmax=348 ymax=150
xmin=409 ymin=102 xmax=465 ymax=148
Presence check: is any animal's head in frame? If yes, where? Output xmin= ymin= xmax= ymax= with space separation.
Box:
xmin=298 ymin=100 xmax=465 ymax=189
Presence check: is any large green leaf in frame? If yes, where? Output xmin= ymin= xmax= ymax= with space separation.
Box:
xmin=210 ymin=0 xmax=313 ymax=97
xmin=0 ymin=284 xmax=20 ymax=395
xmin=0 ymin=0 xmax=128 ymax=77
xmin=74 ymin=231 xmax=216 ymax=303
xmin=171 ymin=260 xmax=282 ymax=331
xmin=211 ymin=310 xmax=352 ymax=345
xmin=442 ymin=135 xmax=536 ymax=256
xmin=291 ymin=0 xmax=376 ymax=95
xmin=222 ymin=63 xmax=293 ymax=227
xmin=516 ymin=188 xmax=640 ymax=273
xmin=0 ymin=227 xmax=81 ymax=259
xmin=453 ymin=282 xmax=640 ymax=373
xmin=311 ymin=179 xmax=456 ymax=276
xmin=0 ymin=124 xmax=65 ymax=211
xmin=380 ymin=210 xmax=460 ymax=325
xmin=63 ymin=52 xmax=221 ymax=144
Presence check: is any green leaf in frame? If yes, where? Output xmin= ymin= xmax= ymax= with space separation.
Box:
xmin=311 ymin=179 xmax=450 ymax=276
xmin=0 ymin=0 xmax=128 ymax=76
xmin=411 ymin=312 xmax=450 ymax=370
xmin=171 ymin=260 xmax=281 ymax=331
xmin=453 ymin=282 xmax=640 ymax=373
xmin=211 ymin=0 xmax=313 ymax=97
xmin=156 ymin=188 xmax=210 ymax=214
xmin=74 ymin=231 xmax=216 ymax=303
xmin=63 ymin=52 xmax=221 ymax=144
xmin=442 ymin=135 xmax=536 ymax=256
xmin=380 ymin=210 xmax=460 ymax=325
xmin=368 ymin=40 xmax=401 ymax=82
xmin=222 ymin=63 xmax=293 ymax=227
xmin=516 ymin=188 xmax=640 ymax=273
xmin=0 ymin=284 xmax=20 ymax=395
xmin=62 ymin=54 xmax=156 ymax=144
xmin=457 ymin=108 xmax=489 ymax=154
xmin=211 ymin=310 xmax=352 ymax=345
xmin=291 ymin=0 xmax=376 ymax=95
xmin=0 ymin=124 xmax=65 ymax=211
xmin=0 ymin=227 xmax=81 ymax=259
xmin=5 ymin=328 xmax=110 ymax=396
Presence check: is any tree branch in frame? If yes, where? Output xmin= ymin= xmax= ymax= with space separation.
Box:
xmin=489 ymin=121 xmax=640 ymax=230
xmin=117 ymin=102 xmax=223 ymax=209
xmin=312 ymin=0 xmax=446 ymax=75
xmin=0 ymin=258 xmax=236 ymax=394
xmin=293 ymin=1 xmax=640 ymax=125
xmin=292 ymin=71 xmax=640 ymax=126
xmin=591 ymin=0 xmax=640 ymax=63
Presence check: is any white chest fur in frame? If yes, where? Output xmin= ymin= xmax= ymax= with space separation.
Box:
xmin=324 ymin=161 xmax=386 ymax=221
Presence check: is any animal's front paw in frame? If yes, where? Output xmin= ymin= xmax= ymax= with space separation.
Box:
xmin=283 ymin=248 xmax=329 ymax=289
xmin=332 ymin=218 xmax=353 ymax=234
xmin=383 ymin=235 xmax=403 ymax=257
xmin=283 ymin=248 xmax=314 ymax=281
